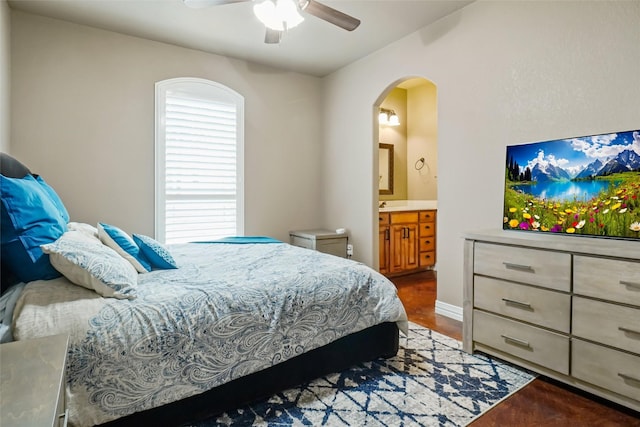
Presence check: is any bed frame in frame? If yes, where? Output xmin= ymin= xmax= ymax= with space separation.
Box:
xmin=101 ymin=322 xmax=399 ymax=426
xmin=1 ymin=152 xmax=401 ymax=426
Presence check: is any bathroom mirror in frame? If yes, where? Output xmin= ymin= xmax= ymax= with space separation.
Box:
xmin=379 ymin=143 xmax=394 ymax=195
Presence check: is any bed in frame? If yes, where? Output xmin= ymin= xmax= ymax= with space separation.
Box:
xmin=0 ymin=153 xmax=408 ymax=427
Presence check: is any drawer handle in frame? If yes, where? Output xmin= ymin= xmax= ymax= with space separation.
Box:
xmin=618 ymin=326 xmax=640 ymax=337
xmin=618 ymin=373 xmax=640 ymax=385
xmin=59 ymin=409 xmax=69 ymax=427
xmin=501 ymin=298 xmax=533 ymax=310
xmin=620 ymin=280 xmax=640 ymax=290
xmin=503 ymin=262 xmax=534 ymax=273
xmin=500 ymin=334 xmax=531 ymax=348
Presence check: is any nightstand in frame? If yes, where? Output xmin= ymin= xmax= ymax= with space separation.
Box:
xmin=289 ymin=229 xmax=348 ymax=258
xmin=1 ymin=334 xmax=69 ymax=427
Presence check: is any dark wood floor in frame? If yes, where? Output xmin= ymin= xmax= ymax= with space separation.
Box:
xmin=390 ymin=270 xmax=640 ymax=427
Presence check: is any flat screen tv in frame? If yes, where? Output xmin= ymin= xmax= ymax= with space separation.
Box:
xmin=503 ymin=129 xmax=640 ymax=240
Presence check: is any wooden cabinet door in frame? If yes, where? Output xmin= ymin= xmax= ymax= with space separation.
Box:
xmin=404 ymin=223 xmax=419 ymax=270
xmin=379 ymin=226 xmax=390 ymax=275
xmin=389 ymin=224 xmax=419 ymax=273
xmin=390 ymin=225 xmax=405 ymax=273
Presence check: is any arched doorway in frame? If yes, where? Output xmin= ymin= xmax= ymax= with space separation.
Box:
xmin=374 ymin=77 xmax=438 ymax=276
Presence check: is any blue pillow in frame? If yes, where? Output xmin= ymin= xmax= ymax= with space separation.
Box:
xmin=35 ymin=175 xmax=70 ymax=224
xmin=98 ymin=223 xmax=151 ymax=273
xmin=133 ymin=234 xmax=178 ymax=269
xmin=0 ymin=174 xmax=66 ymax=282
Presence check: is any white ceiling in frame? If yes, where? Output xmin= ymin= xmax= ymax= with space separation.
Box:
xmin=8 ymin=0 xmax=472 ymax=77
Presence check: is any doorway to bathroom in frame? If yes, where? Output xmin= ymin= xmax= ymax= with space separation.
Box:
xmin=375 ymin=77 xmax=438 ymax=277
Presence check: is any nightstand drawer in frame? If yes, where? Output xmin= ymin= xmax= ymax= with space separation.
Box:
xmin=474 ymin=242 xmax=571 ymax=291
xmin=572 ymin=339 xmax=640 ymax=401
xmin=573 ymin=297 xmax=640 ymax=355
xmin=474 ymin=276 xmax=570 ymax=333
xmin=474 ymin=310 xmax=569 ymax=374
xmin=574 ymin=256 xmax=640 ymax=306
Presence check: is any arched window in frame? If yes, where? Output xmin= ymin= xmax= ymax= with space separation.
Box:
xmin=155 ymin=78 xmax=244 ymax=244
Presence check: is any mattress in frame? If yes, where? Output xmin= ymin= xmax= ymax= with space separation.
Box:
xmin=12 ymin=242 xmax=408 ymax=427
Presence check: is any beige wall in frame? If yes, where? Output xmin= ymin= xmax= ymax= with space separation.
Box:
xmin=407 ymin=81 xmax=437 ymax=200
xmin=10 ymin=11 xmax=324 ymax=241
xmin=0 ymin=0 xmax=9 ymax=153
xmin=379 ymin=88 xmax=407 ymax=200
xmin=321 ymin=1 xmax=640 ymax=311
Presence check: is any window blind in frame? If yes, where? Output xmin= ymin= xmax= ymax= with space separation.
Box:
xmin=163 ymin=93 xmax=238 ymax=244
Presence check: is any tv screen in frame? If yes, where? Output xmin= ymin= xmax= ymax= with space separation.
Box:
xmin=503 ymin=129 xmax=640 ymax=240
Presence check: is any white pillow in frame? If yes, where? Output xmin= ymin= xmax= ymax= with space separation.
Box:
xmin=41 ymin=231 xmax=138 ymax=299
xmin=67 ymin=222 xmax=100 ymax=240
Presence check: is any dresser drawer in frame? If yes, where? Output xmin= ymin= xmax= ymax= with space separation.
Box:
xmin=572 ymin=339 xmax=640 ymax=401
xmin=473 ymin=310 xmax=569 ymax=374
xmin=474 ymin=243 xmax=571 ymax=291
xmin=419 ymin=210 xmax=436 ymax=223
xmin=419 ymin=222 xmax=435 ymax=237
xmin=419 ymin=237 xmax=435 ymax=252
xmin=574 ymin=256 xmax=640 ymax=306
xmin=474 ymin=276 xmax=570 ymax=333
xmin=573 ymin=297 xmax=640 ymax=355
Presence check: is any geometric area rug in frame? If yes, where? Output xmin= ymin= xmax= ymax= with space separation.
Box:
xmin=184 ymin=322 xmax=536 ymax=426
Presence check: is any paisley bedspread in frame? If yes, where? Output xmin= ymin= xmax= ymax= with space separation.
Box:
xmin=12 ymin=242 xmax=408 ymax=427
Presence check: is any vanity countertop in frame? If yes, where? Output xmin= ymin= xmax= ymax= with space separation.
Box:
xmin=379 ymin=200 xmax=437 ymax=212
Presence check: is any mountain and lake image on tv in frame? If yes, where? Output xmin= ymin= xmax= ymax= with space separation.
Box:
xmin=503 ymin=129 xmax=640 ymax=240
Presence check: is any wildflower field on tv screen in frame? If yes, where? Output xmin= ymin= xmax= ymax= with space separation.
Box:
xmin=503 ymin=130 xmax=640 ymax=240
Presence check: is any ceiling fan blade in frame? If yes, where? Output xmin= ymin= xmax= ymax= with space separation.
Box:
xmin=302 ymin=0 xmax=360 ymax=31
xmin=264 ymin=28 xmax=283 ymax=44
xmin=183 ymin=0 xmax=250 ymax=8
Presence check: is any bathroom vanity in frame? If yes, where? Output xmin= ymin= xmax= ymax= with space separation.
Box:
xmin=379 ymin=200 xmax=437 ymax=276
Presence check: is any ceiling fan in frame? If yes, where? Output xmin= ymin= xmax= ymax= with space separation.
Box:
xmin=183 ymin=0 xmax=361 ymax=44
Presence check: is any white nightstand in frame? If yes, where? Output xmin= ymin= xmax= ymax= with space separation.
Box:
xmin=1 ymin=334 xmax=69 ymax=427
xmin=289 ymin=229 xmax=348 ymax=258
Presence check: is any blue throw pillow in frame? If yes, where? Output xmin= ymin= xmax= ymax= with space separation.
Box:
xmin=98 ymin=223 xmax=151 ymax=273
xmin=0 ymin=174 xmax=66 ymax=282
xmin=133 ymin=234 xmax=178 ymax=269
xmin=35 ymin=175 xmax=70 ymax=224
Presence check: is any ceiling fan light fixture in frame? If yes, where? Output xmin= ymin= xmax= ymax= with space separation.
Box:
xmin=254 ymin=0 xmax=304 ymax=32
xmin=277 ymin=0 xmax=304 ymax=28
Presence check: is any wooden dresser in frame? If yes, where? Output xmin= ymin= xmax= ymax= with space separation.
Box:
xmin=463 ymin=230 xmax=640 ymax=412
xmin=379 ymin=209 xmax=436 ymax=276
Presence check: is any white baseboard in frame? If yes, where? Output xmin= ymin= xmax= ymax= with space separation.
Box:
xmin=435 ymin=300 xmax=463 ymax=322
